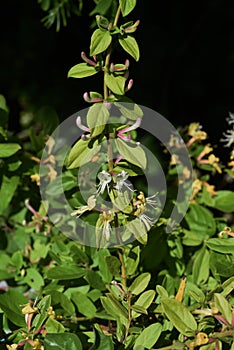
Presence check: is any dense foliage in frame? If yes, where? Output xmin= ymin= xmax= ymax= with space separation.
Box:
xmin=0 ymin=1 xmax=234 ymax=349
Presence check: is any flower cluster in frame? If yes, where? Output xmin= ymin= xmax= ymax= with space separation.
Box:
xmin=221 ymin=112 xmax=234 ymax=153
xmin=71 ymin=169 xmax=159 ymax=245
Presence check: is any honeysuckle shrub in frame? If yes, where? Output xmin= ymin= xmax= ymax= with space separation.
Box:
xmin=0 ymin=1 xmax=234 ymax=349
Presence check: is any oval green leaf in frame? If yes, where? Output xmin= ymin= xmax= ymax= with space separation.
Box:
xmin=213 ymin=190 xmax=234 ymax=212
xmin=119 ymin=36 xmax=140 ymax=61
xmin=115 ymin=138 xmax=147 ymax=169
xmin=104 ymin=73 xmax=126 ymax=95
xmin=87 ymin=103 xmax=109 ymax=136
xmin=120 ymin=0 xmax=137 ymax=16
xmin=47 ymin=265 xmax=86 ymax=280
xmin=161 ymin=297 xmax=197 ymax=336
xmin=0 ymin=143 xmax=21 ymax=157
xmin=90 ymin=28 xmax=112 ymax=56
xmin=44 ymin=333 xmax=82 ymax=350
xmin=206 ymin=238 xmax=234 ymax=254
xmin=133 ymin=323 xmax=162 ymax=349
xmin=129 ymin=272 xmax=151 ymax=295
xmin=214 ymin=293 xmax=232 ymax=324
xmin=132 ymin=289 xmax=156 ymax=318
xmin=72 ymin=291 xmax=97 ymax=318
xmin=68 ymin=63 xmax=98 ymax=78
xmin=66 ymin=139 xmax=101 ymax=169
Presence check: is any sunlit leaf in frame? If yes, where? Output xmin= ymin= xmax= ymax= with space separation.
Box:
xmin=68 ymin=63 xmax=98 ymax=78
xmin=90 ymin=28 xmax=112 ymax=56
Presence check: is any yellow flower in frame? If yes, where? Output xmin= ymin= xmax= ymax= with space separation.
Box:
xmin=170 ymin=154 xmax=180 ymax=166
xmin=188 ymin=122 xmax=207 ymax=141
xmin=45 ymin=135 xmax=55 ymax=155
xmin=207 ymin=154 xmax=222 ymax=173
xmin=187 ymin=122 xmax=207 ymax=147
xmin=32 ymin=339 xmax=44 ymax=350
xmin=203 ymin=182 xmax=217 ymax=196
xmin=6 ymin=345 xmax=18 ymax=350
xmin=71 ymin=195 xmax=96 ymax=217
xmin=190 ymin=179 xmax=202 ymax=201
xmin=47 ymin=164 xmax=57 ymax=181
xmin=197 ymin=144 xmax=213 ymax=160
xmin=30 ymin=174 xmax=40 ymax=186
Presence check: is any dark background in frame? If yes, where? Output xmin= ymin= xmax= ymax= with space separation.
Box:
xmin=1 ymin=0 xmax=234 ymax=144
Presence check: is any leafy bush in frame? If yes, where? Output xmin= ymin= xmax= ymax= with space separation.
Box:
xmin=0 ymin=1 xmax=234 ymax=349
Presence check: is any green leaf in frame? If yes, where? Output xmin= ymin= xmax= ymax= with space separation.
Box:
xmin=131 ymin=305 xmax=147 ymax=314
xmin=0 ymin=289 xmax=28 ymax=327
xmin=66 ymin=138 xmax=101 ymax=169
xmin=0 ymin=143 xmax=21 ymax=157
xmin=184 ymin=203 xmax=216 ymax=240
xmin=213 ymin=190 xmax=234 ymax=212
xmin=115 ymin=102 xmax=143 ymax=120
xmin=129 ymin=272 xmax=151 ymax=295
xmin=192 ymin=247 xmax=210 ymax=285
xmin=51 ymin=291 xmax=75 ymax=315
xmin=0 ymin=175 xmax=20 ymax=215
xmin=161 ymin=298 xmax=197 ymax=336
xmin=87 ymin=103 xmax=110 ymax=136
xmin=120 ymin=0 xmax=137 ymax=16
xmin=104 ymin=73 xmax=126 ymax=95
xmin=210 ymin=251 xmax=234 ymax=278
xmin=46 ymin=317 xmax=65 ymax=333
xmin=132 ymin=290 xmax=155 ymax=318
xmin=214 ymin=293 xmax=232 ymax=324
xmin=93 ymin=325 xmax=115 ymax=350
xmin=96 ymin=249 xmax=112 ymax=283
xmin=0 ymin=94 xmax=9 ymax=113
xmin=24 ymin=268 xmax=45 ymax=290
xmin=182 ymin=229 xmax=203 ymax=246
xmin=90 ymin=0 xmax=113 ymax=15
xmin=72 ymin=291 xmax=97 ymax=318
xmin=156 ymin=285 xmax=168 ymax=299
xmin=37 ymin=295 xmax=52 ymax=313
xmin=45 ymin=174 xmax=76 ymax=196
xmin=47 ymin=265 xmax=86 ymax=280
xmin=126 ymin=245 xmax=140 ymax=275
xmin=101 ymin=294 xmax=128 ymax=324
xmin=105 ymin=255 xmax=121 ymax=276
xmin=206 ymin=238 xmax=234 ymax=254
xmin=126 ymin=218 xmax=148 ymax=244
xmin=119 ymin=35 xmax=140 ymax=61
xmin=85 ymin=270 xmax=106 ymax=291
xmin=133 ymin=323 xmax=162 ymax=349
xmin=68 ymin=62 xmax=98 ymax=78
xmin=115 ymin=138 xmax=147 ymax=169
xmin=90 ymin=28 xmax=112 ymax=56
xmin=0 ymin=95 xmax=9 ymax=128
xmin=44 ymin=333 xmax=82 ymax=350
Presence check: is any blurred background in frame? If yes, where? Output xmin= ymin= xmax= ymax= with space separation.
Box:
xmin=1 ymin=0 xmax=234 ymax=146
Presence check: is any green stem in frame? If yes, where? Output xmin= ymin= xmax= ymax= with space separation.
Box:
xmin=118 ymin=249 xmax=127 ymax=287
xmin=104 ymin=5 xmax=122 ymax=172
xmin=124 ymin=291 xmax=132 ymax=341
xmin=103 ymin=4 xmax=121 ymax=100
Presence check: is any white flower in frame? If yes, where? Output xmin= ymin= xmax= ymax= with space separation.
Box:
xmin=227 ymin=112 xmax=234 ymax=125
xmin=138 ymin=212 xmax=155 ymax=231
xmin=115 ymin=170 xmax=134 ymax=194
xmin=71 ymin=195 xmax=96 ymax=217
xmin=100 ymin=211 xmax=113 ymax=241
xmin=220 ymin=129 xmax=234 ymax=147
xmin=96 ymin=170 xmax=112 ymax=195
